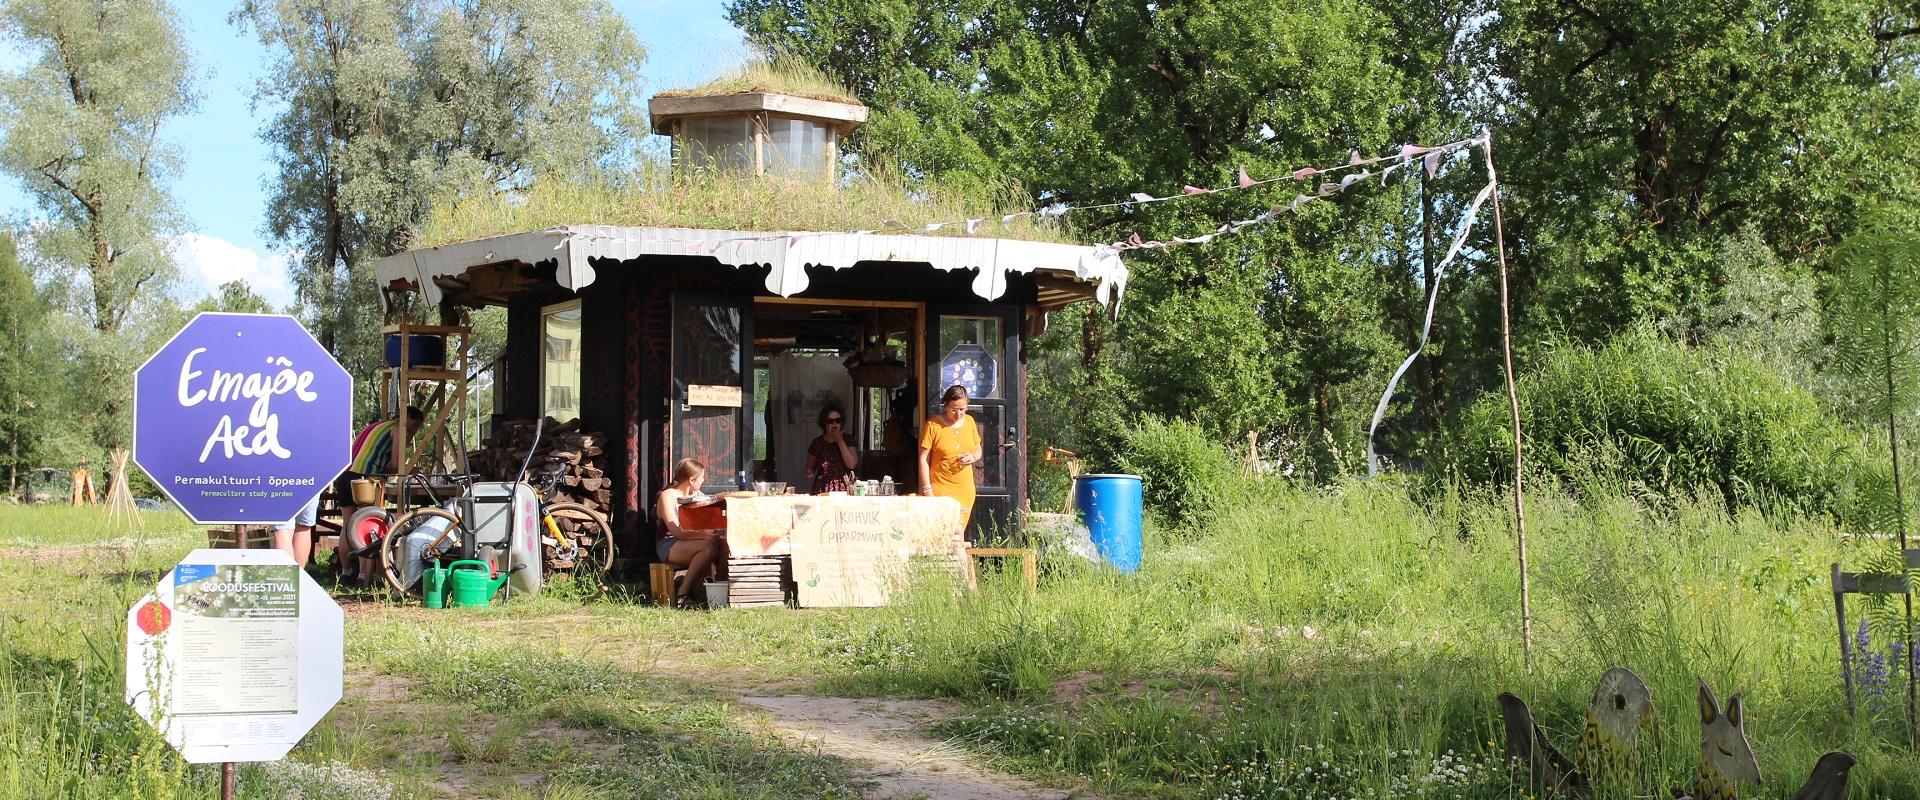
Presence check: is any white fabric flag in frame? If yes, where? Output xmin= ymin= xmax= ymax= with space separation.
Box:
xmin=1366 ymin=180 xmax=1496 ymax=477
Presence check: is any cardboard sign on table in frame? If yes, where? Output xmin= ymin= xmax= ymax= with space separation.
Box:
xmin=727 ymin=495 xmax=965 ymax=606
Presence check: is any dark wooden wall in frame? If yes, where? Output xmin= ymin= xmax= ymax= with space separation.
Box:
xmin=495 ymin=255 xmax=1045 ymax=565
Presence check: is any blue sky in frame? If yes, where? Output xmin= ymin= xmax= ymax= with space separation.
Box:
xmin=0 ymin=1 xmax=744 ymax=307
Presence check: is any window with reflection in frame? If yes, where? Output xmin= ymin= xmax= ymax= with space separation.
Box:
xmin=765 ymin=117 xmax=832 ymax=180
xmin=673 ymin=298 xmax=747 ymax=493
xmin=936 ymin=316 xmax=1003 ymax=400
xmin=542 ymin=301 xmax=582 ymax=421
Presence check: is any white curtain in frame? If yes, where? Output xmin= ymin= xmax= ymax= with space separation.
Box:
xmin=767 ymin=354 xmax=855 ymax=488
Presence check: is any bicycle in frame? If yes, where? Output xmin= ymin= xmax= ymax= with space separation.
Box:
xmin=379 ymin=425 xmax=614 ymax=599
xmin=522 ymin=461 xmax=617 ymax=588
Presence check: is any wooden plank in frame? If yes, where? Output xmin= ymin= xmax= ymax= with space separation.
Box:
xmin=1835 ymin=571 xmax=1910 ymax=595
xmin=380 ymin=323 xmax=472 ymax=335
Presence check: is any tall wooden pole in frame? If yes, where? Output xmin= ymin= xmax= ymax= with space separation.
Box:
xmin=1484 ymin=130 xmax=1533 ymax=672
xmin=1885 ymin=323 xmax=1916 ymax=743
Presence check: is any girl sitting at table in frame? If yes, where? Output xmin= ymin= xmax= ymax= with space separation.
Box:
xmin=655 ymin=458 xmax=728 ymax=607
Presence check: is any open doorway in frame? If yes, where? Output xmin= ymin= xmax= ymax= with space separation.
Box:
xmin=750 ymin=299 xmax=924 ymax=493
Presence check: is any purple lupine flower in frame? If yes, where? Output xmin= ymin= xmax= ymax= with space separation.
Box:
xmin=1857 ymin=619 xmax=1892 ymax=713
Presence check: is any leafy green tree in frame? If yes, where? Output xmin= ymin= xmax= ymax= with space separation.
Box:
xmin=0 ymin=0 xmax=193 ymax=333
xmin=1483 ymin=0 xmax=1920 ymax=341
xmin=194 ymin=280 xmax=276 ymax=315
xmin=1827 ymin=207 xmax=1920 ymax=738
xmin=0 ymin=232 xmax=50 ymax=495
xmin=0 ymin=0 xmax=196 ymax=459
xmin=232 ymin=0 xmax=409 ymax=371
xmin=234 ymin=0 xmax=646 ymax=404
xmin=1829 ymin=211 xmax=1920 ymax=528
xmin=732 ymin=0 xmax=1432 ymax=472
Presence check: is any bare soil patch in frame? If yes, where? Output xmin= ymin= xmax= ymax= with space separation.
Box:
xmin=741 ymin=695 xmax=1096 ymax=800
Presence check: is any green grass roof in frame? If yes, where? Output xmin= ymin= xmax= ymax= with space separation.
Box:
xmin=417 ymin=171 xmax=1073 ymax=250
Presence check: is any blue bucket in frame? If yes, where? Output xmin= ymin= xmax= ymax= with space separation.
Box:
xmin=1073 ymin=474 xmax=1143 ymax=572
xmin=384 ymin=333 xmax=446 ymax=368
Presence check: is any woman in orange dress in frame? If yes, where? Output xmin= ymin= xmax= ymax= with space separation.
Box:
xmin=917 ymin=384 xmax=983 ymax=524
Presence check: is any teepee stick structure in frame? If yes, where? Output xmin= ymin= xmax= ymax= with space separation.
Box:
xmin=105 ymin=448 xmax=141 ymax=528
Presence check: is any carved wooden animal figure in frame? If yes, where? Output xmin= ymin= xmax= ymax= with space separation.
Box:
xmin=1683 ymin=681 xmax=1761 ymax=800
xmin=1498 ymin=692 xmax=1590 ymax=797
xmin=1786 ymin=752 xmax=1856 ymax=800
xmin=1578 ymin=667 xmax=1655 ymax=794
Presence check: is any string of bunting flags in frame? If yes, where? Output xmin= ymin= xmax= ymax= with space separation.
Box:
xmin=1097 ymin=132 xmax=1488 ymax=253
xmin=560 ymin=132 xmax=1491 ymax=256
xmin=1364 ymin=132 xmax=1499 ymax=477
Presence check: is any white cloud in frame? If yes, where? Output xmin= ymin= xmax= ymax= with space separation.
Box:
xmin=168 ymin=233 xmax=298 ymax=309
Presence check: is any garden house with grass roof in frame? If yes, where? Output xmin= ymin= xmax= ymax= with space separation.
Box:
xmin=370 ymin=87 xmax=1127 ymax=555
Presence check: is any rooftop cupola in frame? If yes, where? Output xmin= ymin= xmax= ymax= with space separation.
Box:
xmin=649 ymin=89 xmax=868 ymax=183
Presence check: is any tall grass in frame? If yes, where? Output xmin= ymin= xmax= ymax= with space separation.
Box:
xmin=0 ymin=506 xmax=214 ymax=799
xmin=654 ymin=50 xmax=858 ymax=104
xmin=827 ymin=479 xmax=1920 ymax=798
xmin=417 ymin=169 xmax=1070 ymax=249
xmin=6 ymin=491 xmax=1915 ymax=798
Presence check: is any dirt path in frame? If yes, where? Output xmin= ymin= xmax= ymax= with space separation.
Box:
xmin=741 ymin=695 xmax=1093 ymax=800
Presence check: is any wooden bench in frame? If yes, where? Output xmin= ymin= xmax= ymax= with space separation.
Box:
xmin=1832 ymin=552 xmax=1920 ymax=716
xmin=965 ymin=547 xmax=1037 ymax=595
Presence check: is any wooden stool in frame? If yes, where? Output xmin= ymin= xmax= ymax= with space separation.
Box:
xmin=965 ymin=547 xmax=1037 ymax=595
xmin=648 ymin=562 xmax=689 ymax=606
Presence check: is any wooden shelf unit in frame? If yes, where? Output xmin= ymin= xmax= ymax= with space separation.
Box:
xmin=379 ymin=317 xmax=473 ymax=476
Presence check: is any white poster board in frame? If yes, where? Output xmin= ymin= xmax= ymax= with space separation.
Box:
xmin=727 ymin=496 xmax=966 ymax=606
xmin=125 ymin=549 xmax=343 ymax=764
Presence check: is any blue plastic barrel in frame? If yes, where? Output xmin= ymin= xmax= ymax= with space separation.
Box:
xmin=1074 ymin=474 xmax=1143 ymax=572
xmin=384 ymin=333 xmax=446 ymax=368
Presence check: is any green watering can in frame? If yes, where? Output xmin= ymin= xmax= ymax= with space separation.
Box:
xmin=446 ymin=560 xmax=509 ymax=608
xmin=421 ymin=561 xmax=452 ymax=609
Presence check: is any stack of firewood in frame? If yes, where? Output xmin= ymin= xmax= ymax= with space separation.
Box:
xmin=467 ymin=417 xmax=611 ymax=510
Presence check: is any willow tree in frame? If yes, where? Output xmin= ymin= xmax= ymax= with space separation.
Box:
xmin=0 ymin=0 xmax=193 ymax=334
xmin=235 ymin=0 xmax=646 ymax=408
xmin=0 ymin=0 xmax=194 ymax=460
xmin=1829 ymin=209 xmax=1920 ymax=741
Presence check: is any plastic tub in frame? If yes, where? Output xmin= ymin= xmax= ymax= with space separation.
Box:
xmin=1073 ymin=474 xmax=1143 ymax=572
xmin=704 ymin=580 xmax=730 ymax=609
xmin=384 ymin=333 xmax=446 ymax=368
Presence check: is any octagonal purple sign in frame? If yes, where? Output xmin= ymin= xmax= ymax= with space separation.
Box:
xmin=134 ymin=313 xmax=352 ymax=525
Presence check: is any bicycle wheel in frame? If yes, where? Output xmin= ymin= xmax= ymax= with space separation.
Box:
xmin=546 ymin=502 xmax=614 ymax=588
xmin=381 ymin=507 xmax=462 ymax=598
